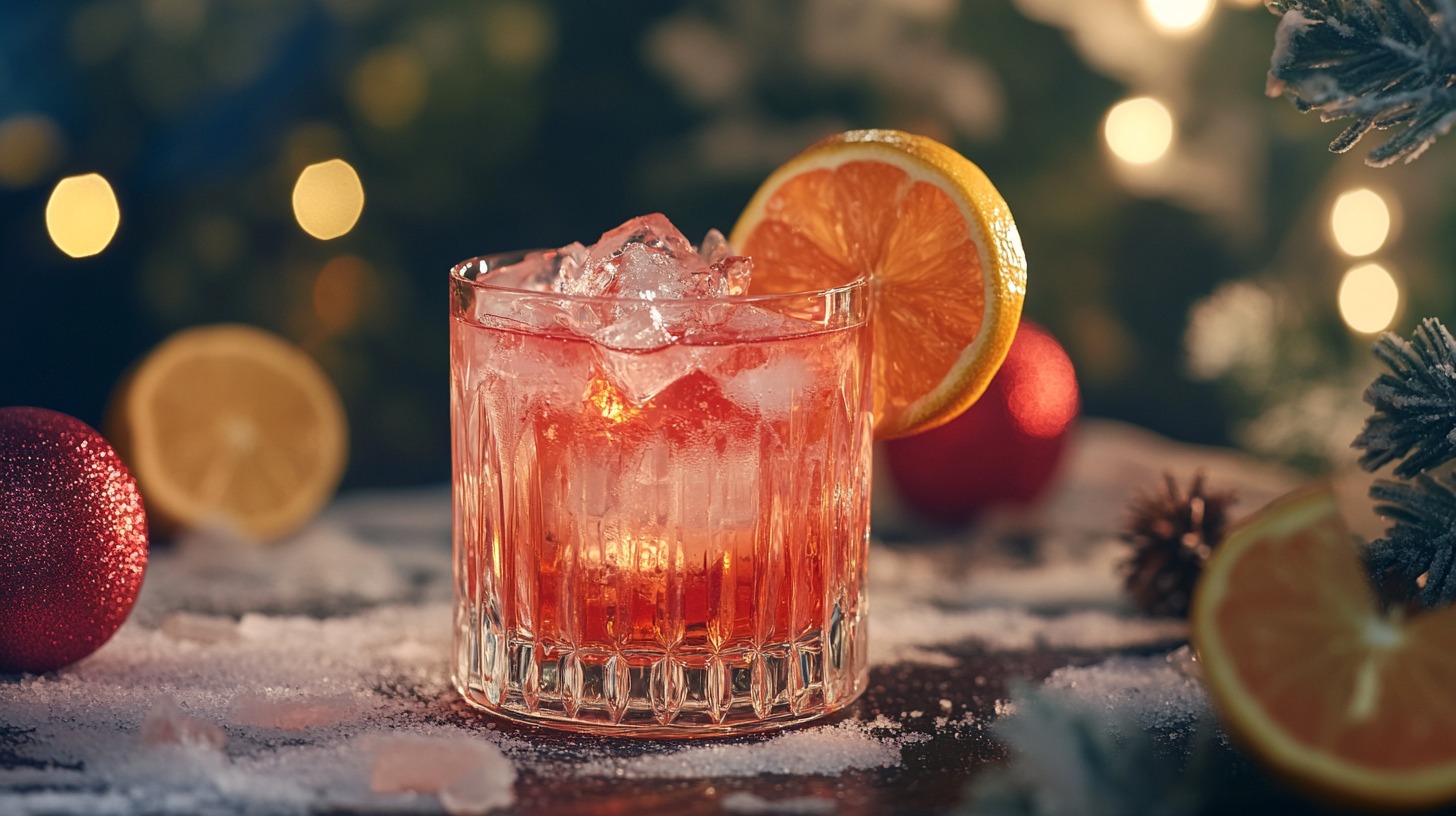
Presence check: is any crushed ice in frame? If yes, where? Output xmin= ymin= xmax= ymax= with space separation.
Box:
xmin=473 ymin=214 xmax=818 ymax=405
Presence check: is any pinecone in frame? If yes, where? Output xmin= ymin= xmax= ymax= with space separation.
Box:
xmin=1121 ymin=472 xmax=1236 ymax=618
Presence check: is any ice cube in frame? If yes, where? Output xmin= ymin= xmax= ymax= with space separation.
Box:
xmin=370 ymin=734 xmax=517 ymax=816
xmin=559 ymin=214 xmax=737 ymax=301
xmin=473 ymin=289 xmax=573 ymax=332
xmin=140 ymin=697 xmax=226 ymax=750
xmin=592 ymin=213 xmax=699 ymax=270
xmin=698 ymin=228 xmax=732 ymax=266
xmin=714 ymin=255 xmax=754 ymax=296
xmin=484 ymin=250 xmax=555 ymax=292
xmin=720 ymin=353 xmax=816 ymax=419
xmin=698 ymin=229 xmax=753 ymax=295
xmin=591 ymin=300 xmax=678 ymax=350
xmin=595 ymin=344 xmax=704 ymax=405
xmin=550 ymin=241 xmax=591 ymax=293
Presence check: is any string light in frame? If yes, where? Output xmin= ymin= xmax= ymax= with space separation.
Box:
xmin=1104 ymin=97 xmax=1175 ymax=165
xmin=1338 ymin=262 xmax=1400 ymax=334
xmin=45 ymin=173 xmax=121 ymax=258
xmin=1143 ymin=0 xmax=1214 ymax=34
xmin=1329 ymin=188 xmax=1391 ymax=257
xmin=292 ymin=159 xmax=365 ymax=240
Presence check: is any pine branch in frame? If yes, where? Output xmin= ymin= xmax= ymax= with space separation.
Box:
xmin=1266 ymin=0 xmax=1456 ymax=166
xmin=1367 ymin=474 xmax=1456 ymax=608
xmin=1352 ymin=318 xmax=1456 ymax=477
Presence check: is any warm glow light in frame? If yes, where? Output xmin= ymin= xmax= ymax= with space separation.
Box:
xmin=349 ymin=46 xmax=428 ymax=129
xmin=586 ymin=376 xmax=636 ymax=423
xmin=45 ymin=173 xmax=120 ymax=258
xmin=1339 ymin=262 xmax=1399 ymax=334
xmin=0 ymin=114 xmax=63 ymax=189
xmin=1104 ymin=97 xmax=1174 ymax=165
xmin=1143 ymin=0 xmax=1214 ymax=33
xmin=1330 ymin=188 xmax=1391 ymax=257
xmin=292 ymin=159 xmax=364 ymax=240
xmin=1223 ymin=0 xmax=1263 ymax=7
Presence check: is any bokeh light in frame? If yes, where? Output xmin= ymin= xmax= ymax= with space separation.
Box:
xmin=0 ymin=114 xmax=64 ymax=189
xmin=45 ymin=173 xmax=121 ymax=258
xmin=1329 ymin=188 xmax=1391 ymax=257
xmin=349 ymin=46 xmax=428 ymax=130
xmin=313 ymin=255 xmax=373 ymax=332
xmin=1338 ymin=262 xmax=1400 ymax=334
xmin=1104 ymin=97 xmax=1175 ymax=165
xmin=480 ymin=2 xmax=556 ymax=70
xmin=1143 ymin=0 xmax=1214 ymax=34
xmin=292 ymin=159 xmax=365 ymax=240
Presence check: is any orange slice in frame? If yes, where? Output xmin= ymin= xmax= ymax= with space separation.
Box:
xmin=108 ymin=324 xmax=348 ymax=542
xmin=731 ymin=129 xmax=1026 ymax=439
xmin=1192 ymin=485 xmax=1456 ymax=811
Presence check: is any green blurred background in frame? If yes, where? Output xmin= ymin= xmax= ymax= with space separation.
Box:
xmin=4 ymin=0 xmax=1455 ymax=487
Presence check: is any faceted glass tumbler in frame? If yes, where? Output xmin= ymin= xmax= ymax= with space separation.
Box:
xmin=450 ymin=251 xmax=873 ymax=735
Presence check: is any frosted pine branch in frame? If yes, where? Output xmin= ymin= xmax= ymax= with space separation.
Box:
xmin=1367 ymin=474 xmax=1456 ymax=608
xmin=1267 ymin=0 xmax=1456 ymax=166
xmin=1352 ymin=318 xmax=1456 ymax=477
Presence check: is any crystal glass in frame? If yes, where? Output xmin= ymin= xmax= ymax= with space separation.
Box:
xmin=450 ymin=250 xmax=872 ymax=736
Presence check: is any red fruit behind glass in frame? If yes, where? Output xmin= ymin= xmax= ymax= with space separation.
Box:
xmin=882 ymin=322 xmax=1079 ymax=526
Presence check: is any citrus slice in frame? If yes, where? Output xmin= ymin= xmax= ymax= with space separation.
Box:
xmin=730 ymin=129 xmax=1026 ymax=439
xmin=108 ymin=324 xmax=348 ymax=542
xmin=1192 ymin=485 xmax=1456 ymax=811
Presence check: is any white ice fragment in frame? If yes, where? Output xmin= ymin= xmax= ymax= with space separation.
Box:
xmin=720 ymin=353 xmax=815 ymax=418
xmin=720 ymin=790 xmax=837 ymax=815
xmin=370 ymin=734 xmax=517 ymax=815
xmin=160 ymin=612 xmax=239 ymax=644
xmin=140 ymin=697 xmax=226 ymax=751
xmin=229 ymin=692 xmax=360 ymax=730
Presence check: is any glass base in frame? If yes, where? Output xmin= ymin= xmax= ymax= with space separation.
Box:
xmin=453 ymin=619 xmax=868 ymax=737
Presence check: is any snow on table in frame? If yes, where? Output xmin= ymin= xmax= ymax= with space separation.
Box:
xmin=0 ymin=420 xmax=1295 ymax=815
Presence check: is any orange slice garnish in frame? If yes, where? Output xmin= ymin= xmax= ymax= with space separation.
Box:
xmin=731 ymin=129 xmax=1026 ymax=439
xmin=1192 ymin=485 xmax=1456 ymax=811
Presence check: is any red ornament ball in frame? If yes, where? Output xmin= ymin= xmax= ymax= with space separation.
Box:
xmin=883 ymin=322 xmax=1079 ymax=526
xmin=0 ymin=407 xmax=148 ymax=673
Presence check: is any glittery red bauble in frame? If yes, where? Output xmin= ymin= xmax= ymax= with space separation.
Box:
xmin=883 ymin=322 xmax=1079 ymax=526
xmin=0 ymin=407 xmax=148 ymax=673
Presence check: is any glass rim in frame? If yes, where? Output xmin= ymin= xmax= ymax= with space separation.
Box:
xmin=450 ymin=249 xmax=871 ymax=306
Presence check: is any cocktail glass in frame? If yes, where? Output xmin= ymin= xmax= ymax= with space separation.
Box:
xmin=450 ymin=241 xmax=872 ymax=736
